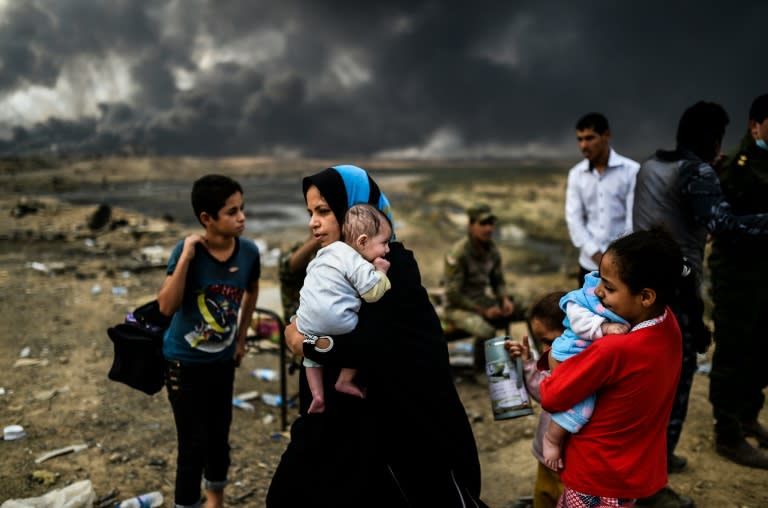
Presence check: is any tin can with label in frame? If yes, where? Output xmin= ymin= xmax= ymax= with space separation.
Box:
xmin=484 ymin=336 xmax=534 ymax=420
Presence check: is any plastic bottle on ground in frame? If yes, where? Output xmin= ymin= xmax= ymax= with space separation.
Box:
xmin=252 ymin=368 xmax=278 ymax=382
xmin=232 ymin=398 xmax=255 ymax=411
xmin=452 ymin=341 xmax=474 ymax=355
xmin=115 ymin=490 xmax=164 ymax=508
xmin=261 ymin=393 xmax=283 ymax=407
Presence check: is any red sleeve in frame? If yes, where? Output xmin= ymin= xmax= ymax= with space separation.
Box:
xmin=540 ymin=338 xmax=621 ymax=413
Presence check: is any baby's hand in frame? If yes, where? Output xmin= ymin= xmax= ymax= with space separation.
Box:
xmin=373 ymin=257 xmax=390 ymax=273
xmin=601 ymin=322 xmax=630 ymax=335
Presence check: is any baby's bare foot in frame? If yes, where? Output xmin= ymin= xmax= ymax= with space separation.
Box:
xmin=542 ymin=431 xmax=564 ymax=471
xmin=308 ymin=396 xmax=325 ymax=414
xmin=335 ymin=380 xmax=365 ymax=398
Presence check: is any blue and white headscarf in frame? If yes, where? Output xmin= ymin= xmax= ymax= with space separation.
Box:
xmin=302 ymin=164 xmax=396 ymax=239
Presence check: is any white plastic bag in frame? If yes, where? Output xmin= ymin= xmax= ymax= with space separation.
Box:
xmin=1 ymin=479 xmax=95 ymax=508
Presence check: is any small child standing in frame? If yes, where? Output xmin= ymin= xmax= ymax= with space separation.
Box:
xmin=158 ymin=174 xmax=261 ymax=508
xmin=542 ymin=272 xmax=630 ymax=471
xmin=505 ymin=291 xmax=567 ymax=508
xmin=540 ymin=227 xmax=685 ymax=505
xmin=296 ymin=203 xmax=393 ymax=414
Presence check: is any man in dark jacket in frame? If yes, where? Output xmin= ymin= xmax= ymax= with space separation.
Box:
xmin=633 ymin=101 xmax=768 ymax=507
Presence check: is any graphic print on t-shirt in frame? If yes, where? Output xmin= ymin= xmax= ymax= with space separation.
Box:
xmin=184 ymin=284 xmax=239 ymax=352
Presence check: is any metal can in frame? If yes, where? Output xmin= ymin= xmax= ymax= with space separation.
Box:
xmin=484 ymin=336 xmax=534 ymax=420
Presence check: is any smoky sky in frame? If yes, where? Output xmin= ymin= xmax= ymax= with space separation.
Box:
xmin=0 ymin=0 xmax=766 ymax=160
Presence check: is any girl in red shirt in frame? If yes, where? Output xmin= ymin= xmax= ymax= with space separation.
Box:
xmin=540 ymin=227 xmax=684 ymax=507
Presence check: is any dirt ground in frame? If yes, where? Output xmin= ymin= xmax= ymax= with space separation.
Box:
xmin=1 ymin=157 xmax=766 ymax=508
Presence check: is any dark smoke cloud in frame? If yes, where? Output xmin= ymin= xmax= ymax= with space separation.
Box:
xmin=0 ymin=0 xmax=766 ymax=159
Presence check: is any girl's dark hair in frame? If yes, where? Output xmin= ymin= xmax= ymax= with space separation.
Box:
xmin=606 ymin=227 xmax=683 ymax=307
xmin=191 ymin=174 xmax=243 ymax=226
xmin=528 ymin=291 xmax=567 ymax=333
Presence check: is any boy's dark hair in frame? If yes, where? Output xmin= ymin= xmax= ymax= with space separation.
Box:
xmin=575 ymin=113 xmax=610 ymax=134
xmin=191 ymin=174 xmax=243 ymax=226
xmin=749 ymin=94 xmax=768 ymax=123
xmin=676 ymin=101 xmax=729 ymax=161
xmin=606 ymin=227 xmax=683 ymax=307
xmin=528 ymin=291 xmax=567 ymax=333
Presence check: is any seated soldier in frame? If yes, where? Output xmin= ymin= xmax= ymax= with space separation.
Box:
xmin=443 ymin=203 xmax=521 ymax=370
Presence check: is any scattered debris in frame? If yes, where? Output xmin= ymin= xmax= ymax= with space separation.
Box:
xmin=11 ymin=202 xmax=40 ymax=218
xmin=31 ymin=469 xmax=59 ymax=486
xmin=88 ymin=204 xmax=112 ymax=231
xmin=114 ymin=490 xmax=163 ymax=508
xmin=232 ymin=398 xmax=255 ymax=411
xmin=29 ymin=262 xmax=50 ymax=274
xmin=448 ymin=341 xmax=475 ymax=368
xmin=234 ymin=390 xmax=261 ymax=401
xmin=147 ymin=458 xmax=166 ymax=468
xmin=3 ymin=425 xmax=27 ymax=441
xmin=33 ymin=388 xmax=59 ymax=401
xmin=0 ymin=479 xmax=95 ymax=508
xmin=26 ymin=261 xmax=69 ymax=276
xmin=245 ymin=339 xmax=280 ymax=353
xmin=94 ymin=489 xmax=119 ymax=508
xmin=230 ymin=489 xmax=257 ymax=504
xmin=13 ymin=358 xmax=49 ymax=368
xmin=34 ymin=443 xmax=88 ymax=464
xmin=135 ymin=245 xmax=168 ymax=266
xmin=252 ymin=368 xmax=278 ymax=382
xmin=261 ymin=393 xmax=283 ymax=407
xmin=111 ymin=286 xmax=128 ymax=296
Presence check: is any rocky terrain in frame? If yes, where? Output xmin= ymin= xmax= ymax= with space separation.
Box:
xmin=1 ymin=156 xmax=766 ymax=507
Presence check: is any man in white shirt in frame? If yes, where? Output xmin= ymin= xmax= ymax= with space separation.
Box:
xmin=564 ymin=112 xmax=639 ymax=285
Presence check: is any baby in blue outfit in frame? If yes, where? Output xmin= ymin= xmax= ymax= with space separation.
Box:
xmin=543 ymin=272 xmax=630 ymax=470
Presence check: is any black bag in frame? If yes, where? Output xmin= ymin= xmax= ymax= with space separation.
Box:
xmin=107 ymin=300 xmax=171 ymax=395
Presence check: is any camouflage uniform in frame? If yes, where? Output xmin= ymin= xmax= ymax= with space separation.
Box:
xmin=277 ymin=241 xmax=313 ymax=372
xmin=443 ymin=236 xmax=515 ymax=367
xmin=278 ymin=241 xmax=306 ymax=322
xmin=708 ymin=132 xmax=768 ymax=443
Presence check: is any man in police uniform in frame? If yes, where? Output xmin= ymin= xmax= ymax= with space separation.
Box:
xmin=443 ymin=203 xmax=516 ymax=370
xmin=708 ymin=93 xmax=768 ymax=470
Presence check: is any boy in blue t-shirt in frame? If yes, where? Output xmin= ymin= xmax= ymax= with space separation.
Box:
xmin=158 ymin=174 xmax=260 ymax=508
